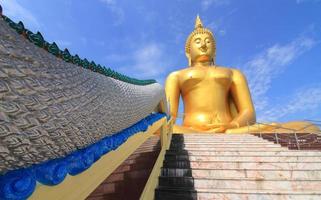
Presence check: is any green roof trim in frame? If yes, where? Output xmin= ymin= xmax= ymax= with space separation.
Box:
xmin=29 ymin=31 xmax=45 ymax=47
xmin=62 ymin=48 xmax=72 ymax=62
xmin=1 ymin=14 xmax=156 ymax=86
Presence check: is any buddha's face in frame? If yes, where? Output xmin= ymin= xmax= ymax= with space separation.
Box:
xmin=189 ymin=33 xmax=214 ymax=64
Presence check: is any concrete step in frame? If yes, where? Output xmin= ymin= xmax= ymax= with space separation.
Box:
xmin=164 ymin=154 xmax=321 ymax=162
xmin=171 ymin=147 xmax=285 ymax=151
xmin=132 ymin=147 xmax=160 ymax=154
xmin=170 ymin=144 xmax=281 ymax=148
xmin=122 ymin=154 xmax=158 ymax=165
xmin=176 ymin=134 xmax=258 ymax=137
xmin=126 ymin=151 xmax=159 ymax=160
xmin=174 ymin=135 xmax=266 ymax=138
xmin=177 ymin=135 xmax=264 ymax=138
xmin=172 ymin=141 xmax=276 ymax=144
xmin=158 ymin=176 xmax=321 ymax=191
xmin=178 ymin=138 xmax=269 ymax=141
xmin=173 ymin=139 xmax=268 ymax=144
xmin=105 ymin=173 xmax=124 ymax=183
xmin=166 ymin=150 xmax=321 ymax=156
xmin=161 ymin=168 xmax=321 ymax=180
xmin=155 ymin=187 xmax=321 ymax=200
xmin=86 ymin=136 xmax=160 ymax=200
xmin=87 ymin=194 xmax=122 ymax=200
xmin=103 ymin=170 xmax=152 ymax=184
xmin=176 ymin=136 xmax=266 ymax=140
xmin=156 ymin=134 xmax=321 ymax=199
xmin=172 ymin=135 xmax=267 ymax=139
xmin=162 ymin=160 xmax=321 ymax=170
xmin=91 ymin=182 xmax=119 ymax=195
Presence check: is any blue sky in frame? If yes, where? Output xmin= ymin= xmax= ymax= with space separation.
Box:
xmin=1 ymin=0 xmax=321 ymax=123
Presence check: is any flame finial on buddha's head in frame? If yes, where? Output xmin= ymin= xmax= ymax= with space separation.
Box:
xmin=195 ymin=15 xmax=204 ymax=29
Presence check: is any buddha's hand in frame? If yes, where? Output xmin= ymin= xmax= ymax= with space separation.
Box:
xmin=205 ymin=122 xmax=239 ymax=133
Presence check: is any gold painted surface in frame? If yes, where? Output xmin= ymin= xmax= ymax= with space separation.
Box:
xmin=165 ymin=16 xmax=319 ymax=134
xmin=29 ymin=117 xmax=166 ymax=200
xmin=140 ymin=118 xmax=173 ymax=200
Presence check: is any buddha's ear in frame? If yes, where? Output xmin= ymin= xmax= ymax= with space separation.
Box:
xmin=186 ymin=53 xmax=192 ymax=66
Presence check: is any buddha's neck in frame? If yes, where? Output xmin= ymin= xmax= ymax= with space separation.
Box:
xmin=191 ymin=61 xmax=211 ymax=67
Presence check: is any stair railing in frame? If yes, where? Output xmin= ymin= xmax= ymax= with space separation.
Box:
xmin=247 ymin=119 xmax=321 ymax=150
xmin=168 ymin=113 xmax=321 ymax=150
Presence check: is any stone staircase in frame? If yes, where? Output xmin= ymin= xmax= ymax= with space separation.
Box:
xmin=86 ymin=136 xmax=160 ymax=200
xmin=155 ymin=134 xmax=321 ymax=200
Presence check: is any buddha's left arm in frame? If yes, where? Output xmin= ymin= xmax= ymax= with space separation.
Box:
xmin=165 ymin=72 xmax=180 ymax=123
xmin=229 ymin=69 xmax=256 ymax=127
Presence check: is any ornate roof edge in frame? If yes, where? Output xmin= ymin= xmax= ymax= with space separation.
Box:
xmin=0 ymin=113 xmax=166 ymax=200
xmin=0 ymin=9 xmax=156 ymax=86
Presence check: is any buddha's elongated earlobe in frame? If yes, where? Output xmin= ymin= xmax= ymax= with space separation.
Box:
xmin=186 ymin=53 xmax=192 ymax=66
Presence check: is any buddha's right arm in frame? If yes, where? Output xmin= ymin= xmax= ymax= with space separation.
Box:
xmin=165 ymin=72 xmax=180 ymax=123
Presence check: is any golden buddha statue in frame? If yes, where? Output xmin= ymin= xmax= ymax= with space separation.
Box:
xmin=165 ymin=16 xmax=319 ymax=134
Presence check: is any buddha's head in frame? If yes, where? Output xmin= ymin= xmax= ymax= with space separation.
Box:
xmin=185 ymin=15 xmax=216 ymax=66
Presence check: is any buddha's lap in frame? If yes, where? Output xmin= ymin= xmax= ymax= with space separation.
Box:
xmin=173 ymin=121 xmax=319 ymax=134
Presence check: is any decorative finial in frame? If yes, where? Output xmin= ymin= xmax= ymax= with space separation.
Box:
xmin=195 ymin=15 xmax=204 ymax=30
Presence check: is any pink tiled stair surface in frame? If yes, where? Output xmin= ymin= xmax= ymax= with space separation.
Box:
xmin=156 ymin=134 xmax=321 ymax=200
xmin=86 ymin=136 xmax=160 ymax=200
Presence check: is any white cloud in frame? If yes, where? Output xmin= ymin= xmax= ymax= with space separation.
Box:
xmin=243 ymin=36 xmax=317 ymax=111
xmin=296 ymin=0 xmax=320 ymax=4
xmin=201 ymin=0 xmax=230 ymax=10
xmin=218 ymin=29 xmax=226 ymax=36
xmin=206 ymin=9 xmax=237 ymax=37
xmin=55 ymin=40 xmax=72 ymax=49
xmin=1 ymin=0 xmax=40 ymax=30
xmin=260 ymin=85 xmax=321 ymax=121
xmin=100 ymin=0 xmax=114 ymax=4
xmin=104 ymin=54 xmax=125 ymax=63
xmin=100 ymin=0 xmax=124 ymax=26
xmin=111 ymin=43 xmax=171 ymax=83
xmin=80 ymin=37 xmax=88 ymax=46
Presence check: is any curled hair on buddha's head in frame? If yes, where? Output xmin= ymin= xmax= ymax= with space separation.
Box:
xmin=185 ymin=15 xmax=216 ymax=66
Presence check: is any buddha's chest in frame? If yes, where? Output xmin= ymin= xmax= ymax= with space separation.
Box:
xmin=179 ymin=68 xmax=232 ymax=91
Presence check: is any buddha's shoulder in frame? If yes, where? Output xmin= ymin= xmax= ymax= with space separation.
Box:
xmin=166 ymin=66 xmax=246 ymax=78
xmin=214 ymin=65 xmax=234 ymax=71
xmin=214 ymin=65 xmax=245 ymax=76
xmin=166 ymin=68 xmax=190 ymax=78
